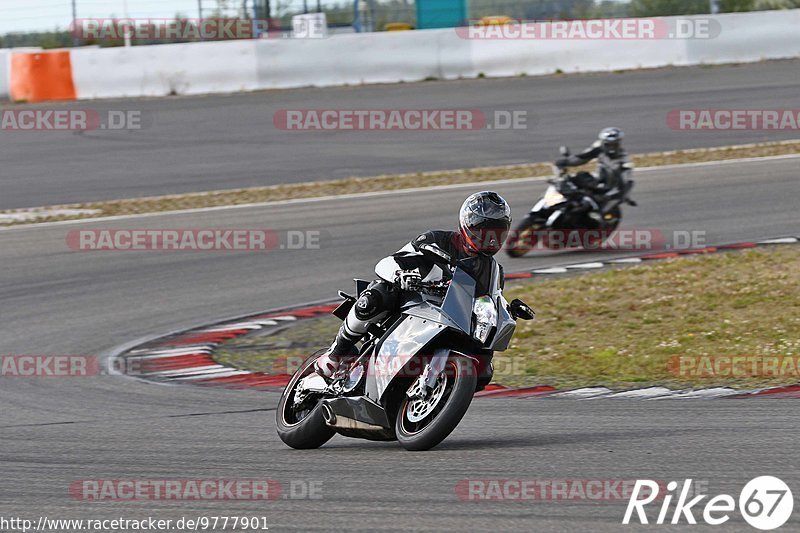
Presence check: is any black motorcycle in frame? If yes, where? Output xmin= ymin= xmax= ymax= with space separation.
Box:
xmin=506 ymin=146 xmax=636 ymax=257
xmin=276 ymin=256 xmax=534 ymax=451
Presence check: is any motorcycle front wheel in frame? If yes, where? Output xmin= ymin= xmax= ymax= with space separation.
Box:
xmin=505 ymin=216 xmax=543 ymax=258
xmin=276 ymin=351 xmax=335 ymax=449
xmin=586 ymin=206 xmax=622 ymax=248
xmin=395 ymin=355 xmax=477 ymax=451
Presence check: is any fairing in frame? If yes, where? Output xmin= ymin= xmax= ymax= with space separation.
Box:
xmin=366 ymin=258 xmax=515 ymax=401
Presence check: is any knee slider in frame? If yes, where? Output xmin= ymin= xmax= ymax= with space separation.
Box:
xmin=354 ymin=281 xmax=398 ymax=320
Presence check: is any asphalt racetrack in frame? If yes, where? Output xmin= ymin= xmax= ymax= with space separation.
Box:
xmin=1 ymin=59 xmax=800 ymax=209
xmin=1 ymin=152 xmax=799 ymax=530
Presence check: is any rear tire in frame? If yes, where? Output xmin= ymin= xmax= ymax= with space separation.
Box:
xmin=276 ymin=352 xmax=335 ymax=449
xmin=395 ymin=356 xmax=477 ymax=451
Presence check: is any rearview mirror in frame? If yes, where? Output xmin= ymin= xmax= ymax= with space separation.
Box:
xmin=559 ymin=145 xmax=570 ymax=157
xmin=509 ymin=299 xmax=535 ymax=321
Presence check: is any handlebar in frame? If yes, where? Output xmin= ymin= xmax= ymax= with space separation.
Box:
xmin=550 ymin=164 xmax=568 ymax=178
xmin=406 ymin=279 xmax=450 ymax=296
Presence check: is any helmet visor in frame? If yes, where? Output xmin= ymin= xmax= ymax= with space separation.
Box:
xmin=461 ymin=216 xmax=511 ymax=256
xmin=603 ymin=140 xmax=621 ymax=155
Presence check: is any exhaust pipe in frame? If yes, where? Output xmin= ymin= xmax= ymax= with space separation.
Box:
xmin=321 ymin=403 xmax=336 ymax=426
xmin=320 ymin=397 xmax=390 ymax=431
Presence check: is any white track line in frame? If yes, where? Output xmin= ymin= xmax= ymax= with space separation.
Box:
xmin=127 ymin=351 xmax=214 ymax=361
xmin=533 ymin=267 xmax=569 ymax=274
xmin=651 ymin=387 xmax=741 ymax=400
xmin=201 ymin=319 xmax=281 ymax=331
xmin=549 ymin=386 xmax=756 ymax=400
xmin=3 ymin=153 xmax=799 ymax=231
xmin=607 ymin=257 xmax=644 ymax=264
xmin=564 ymin=262 xmax=605 ymax=269
xmin=602 ymin=387 xmax=678 ymax=399
xmin=142 ymin=365 xmax=227 ymax=377
xmin=172 ymin=370 xmax=252 ymax=381
xmin=196 ymin=319 xmax=287 ymax=333
xmin=758 ymin=237 xmax=799 ymax=244
xmin=127 ymin=345 xmax=214 ymax=356
xmin=550 ymin=387 xmax=613 ymax=399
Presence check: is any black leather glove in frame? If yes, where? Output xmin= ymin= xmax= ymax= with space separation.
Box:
xmin=555 ymin=158 xmax=570 ymax=168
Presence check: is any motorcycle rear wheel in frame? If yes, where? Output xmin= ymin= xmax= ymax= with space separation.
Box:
xmin=276 ymin=351 xmax=335 ymax=449
xmin=395 ymin=355 xmax=477 ymax=451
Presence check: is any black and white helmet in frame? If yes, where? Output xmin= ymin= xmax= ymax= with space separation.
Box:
xmin=458 ymin=191 xmax=512 ymax=256
xmin=598 ymin=127 xmax=624 ymax=157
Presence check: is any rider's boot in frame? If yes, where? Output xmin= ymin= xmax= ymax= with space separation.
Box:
xmin=314 ymin=324 xmax=361 ymax=380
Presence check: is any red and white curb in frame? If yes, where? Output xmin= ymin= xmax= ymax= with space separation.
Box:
xmin=117 ymin=307 xmax=336 ymax=390
xmin=113 ymin=236 xmax=799 ymax=399
xmin=474 ymin=384 xmax=800 ymax=399
xmin=503 ymin=235 xmax=799 ymax=281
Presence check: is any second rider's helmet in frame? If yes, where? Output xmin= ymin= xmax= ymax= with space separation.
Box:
xmin=598 ymin=127 xmax=624 ymax=158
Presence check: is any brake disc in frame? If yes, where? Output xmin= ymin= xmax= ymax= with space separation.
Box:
xmin=406 ymin=374 xmax=447 ymax=423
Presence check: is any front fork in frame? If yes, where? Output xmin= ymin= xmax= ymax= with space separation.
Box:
xmin=407 ymin=348 xmax=450 ymax=400
xmin=406 ymin=349 xmax=490 ymax=400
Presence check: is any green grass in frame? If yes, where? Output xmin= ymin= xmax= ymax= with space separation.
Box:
xmin=503 ymin=246 xmax=800 ymax=389
xmin=214 ymin=246 xmax=800 ymax=390
xmin=215 ymin=319 xmax=339 ymax=376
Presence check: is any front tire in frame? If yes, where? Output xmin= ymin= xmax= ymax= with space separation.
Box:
xmin=587 ymin=206 xmax=622 ymax=248
xmin=395 ymin=356 xmax=477 ymax=451
xmin=505 ymin=216 xmax=542 ymax=258
xmin=276 ymin=352 xmax=335 ymax=449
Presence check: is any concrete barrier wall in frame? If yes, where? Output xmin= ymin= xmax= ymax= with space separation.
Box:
xmin=684 ymin=9 xmax=800 ymax=65
xmin=254 ymin=29 xmax=472 ymax=89
xmin=70 ymin=40 xmax=259 ymax=99
xmin=0 ymin=50 xmax=9 ymax=99
xmin=468 ymin=9 xmax=800 ymax=77
xmin=468 ymin=38 xmax=687 ymax=79
xmin=5 ymin=9 xmax=799 ymax=101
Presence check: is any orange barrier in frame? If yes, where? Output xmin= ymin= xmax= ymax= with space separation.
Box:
xmin=478 ymin=16 xmax=513 ymax=26
xmin=384 ymin=22 xmax=414 ymax=31
xmin=10 ymin=50 xmax=76 ymax=102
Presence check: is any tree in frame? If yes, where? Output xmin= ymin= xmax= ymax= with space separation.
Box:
xmin=629 ymin=0 xmax=708 ymax=17
xmin=720 ymin=0 xmax=756 ymax=11
xmin=754 ymin=0 xmax=800 ymax=7
xmin=590 ymin=0 xmax=632 ymax=18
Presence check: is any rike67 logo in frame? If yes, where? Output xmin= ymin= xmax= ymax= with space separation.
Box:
xmin=623 ymin=477 xmax=793 ymax=530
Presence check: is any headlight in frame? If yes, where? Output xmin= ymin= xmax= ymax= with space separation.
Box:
xmin=472 ymin=295 xmax=498 ymax=344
